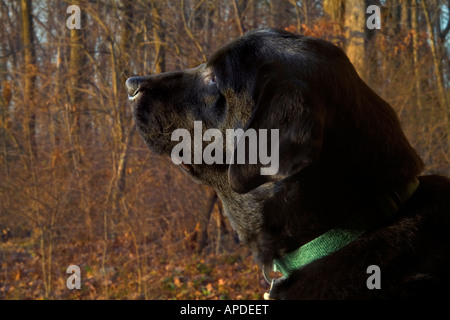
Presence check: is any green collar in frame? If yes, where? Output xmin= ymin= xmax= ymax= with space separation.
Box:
xmin=271 ymin=179 xmax=420 ymax=278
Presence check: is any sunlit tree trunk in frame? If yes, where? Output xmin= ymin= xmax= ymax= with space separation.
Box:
xmin=323 ymin=0 xmax=345 ymax=27
xmin=343 ymin=0 xmax=366 ymax=78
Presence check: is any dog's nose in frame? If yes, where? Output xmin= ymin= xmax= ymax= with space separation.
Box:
xmin=125 ymin=76 xmax=146 ymax=97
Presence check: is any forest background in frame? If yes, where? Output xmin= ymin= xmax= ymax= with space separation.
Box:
xmin=0 ymin=0 xmax=449 ymax=299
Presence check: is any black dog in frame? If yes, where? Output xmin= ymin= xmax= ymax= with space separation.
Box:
xmin=126 ymin=29 xmax=450 ymax=299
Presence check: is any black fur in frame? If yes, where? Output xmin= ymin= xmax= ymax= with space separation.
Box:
xmin=126 ymin=29 xmax=450 ymax=299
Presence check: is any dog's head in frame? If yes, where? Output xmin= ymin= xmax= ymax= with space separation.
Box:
xmin=126 ymin=29 xmax=423 ymax=196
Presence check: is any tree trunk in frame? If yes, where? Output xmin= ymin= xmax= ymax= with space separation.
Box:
xmin=411 ymin=0 xmax=424 ymax=123
xmin=323 ymin=0 xmax=345 ymax=27
xmin=151 ymin=1 xmax=166 ymax=74
xmin=344 ymin=0 xmax=366 ymax=79
xmin=269 ymin=0 xmax=290 ymax=28
xmin=197 ymin=190 xmax=218 ymax=253
xmin=232 ymin=0 xmax=244 ymax=36
xmin=0 ymin=31 xmax=10 ymax=178
xmin=420 ymin=0 xmax=449 ymax=142
xmin=68 ymin=8 xmax=86 ymax=164
xmin=21 ymin=0 xmax=37 ymax=157
xmin=400 ymin=0 xmax=410 ymax=32
xmin=66 ymin=4 xmax=92 ymax=243
xmin=110 ymin=1 xmax=136 ymax=225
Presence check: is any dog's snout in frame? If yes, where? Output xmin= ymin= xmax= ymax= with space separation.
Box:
xmin=125 ymin=76 xmax=146 ymax=97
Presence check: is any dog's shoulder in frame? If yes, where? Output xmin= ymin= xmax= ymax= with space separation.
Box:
xmin=414 ymin=175 xmax=450 ymax=210
xmin=269 ymin=174 xmax=450 ymax=299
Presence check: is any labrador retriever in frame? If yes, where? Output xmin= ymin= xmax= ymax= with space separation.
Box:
xmin=125 ymin=29 xmax=450 ymax=299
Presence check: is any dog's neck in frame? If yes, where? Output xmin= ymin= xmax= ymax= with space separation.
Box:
xmin=211 ymin=165 xmax=408 ymax=266
xmin=215 ymin=179 xmax=273 ymax=252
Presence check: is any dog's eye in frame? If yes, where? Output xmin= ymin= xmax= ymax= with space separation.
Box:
xmin=206 ymin=74 xmax=217 ymax=86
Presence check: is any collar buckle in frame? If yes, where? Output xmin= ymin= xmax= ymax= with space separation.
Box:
xmin=262 ymin=263 xmax=273 ymax=284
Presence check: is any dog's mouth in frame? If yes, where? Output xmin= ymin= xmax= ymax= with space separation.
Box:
xmin=179 ymin=162 xmax=192 ymax=172
xmin=176 ymin=149 xmax=193 ymax=172
xmin=128 ymin=90 xmax=141 ymax=101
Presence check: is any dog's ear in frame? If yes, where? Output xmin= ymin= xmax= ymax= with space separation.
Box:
xmin=228 ymin=67 xmax=325 ymax=193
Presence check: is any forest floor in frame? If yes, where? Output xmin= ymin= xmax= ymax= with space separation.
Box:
xmin=0 ymin=235 xmax=268 ymax=300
